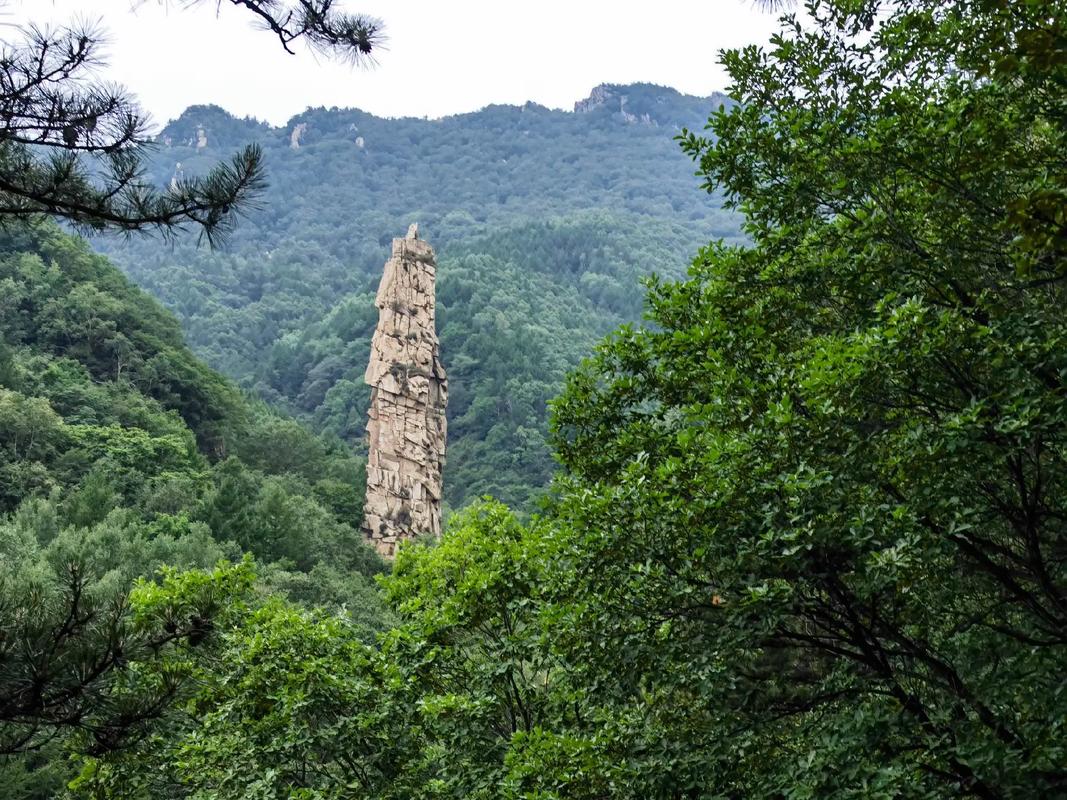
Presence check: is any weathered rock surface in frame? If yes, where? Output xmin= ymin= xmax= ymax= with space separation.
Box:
xmin=169 ymin=162 xmax=184 ymax=191
xmin=290 ymin=121 xmax=307 ymax=149
xmin=362 ymin=224 xmax=447 ymax=557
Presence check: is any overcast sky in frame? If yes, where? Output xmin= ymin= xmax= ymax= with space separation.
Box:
xmin=6 ymin=1 xmax=782 ymax=128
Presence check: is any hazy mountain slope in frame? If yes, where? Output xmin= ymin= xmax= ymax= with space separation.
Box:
xmin=96 ymin=83 xmax=740 ymax=507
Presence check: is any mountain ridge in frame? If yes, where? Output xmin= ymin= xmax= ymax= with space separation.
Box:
xmin=156 ymin=83 xmax=732 ymax=142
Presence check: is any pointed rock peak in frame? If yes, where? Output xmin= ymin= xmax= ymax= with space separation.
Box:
xmin=406 ymin=222 xmax=419 ymax=240
xmin=363 ymin=229 xmax=446 ymax=558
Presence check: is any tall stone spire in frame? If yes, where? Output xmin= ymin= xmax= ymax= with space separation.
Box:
xmin=362 ymin=225 xmax=447 ymax=557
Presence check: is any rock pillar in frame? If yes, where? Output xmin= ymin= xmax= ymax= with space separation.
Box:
xmin=362 ymin=224 xmax=447 ymax=557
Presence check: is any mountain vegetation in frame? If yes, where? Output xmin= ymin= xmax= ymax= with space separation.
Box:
xmin=94 ymin=82 xmax=739 ymax=508
xmin=0 ymin=220 xmax=391 ymax=797
xmin=2 ymin=0 xmax=1065 ymax=797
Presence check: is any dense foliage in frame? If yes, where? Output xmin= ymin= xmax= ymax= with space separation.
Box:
xmin=95 ymin=84 xmax=740 ymax=508
xmin=73 ymin=0 xmax=1067 ymax=797
xmin=6 ymin=0 xmax=1067 ymax=797
xmin=0 ymin=222 xmax=390 ymax=797
xmin=541 ymin=0 xmax=1067 ymax=792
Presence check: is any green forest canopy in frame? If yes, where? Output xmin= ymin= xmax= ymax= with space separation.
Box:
xmin=95 ymin=83 xmax=740 ymax=509
xmin=0 ymin=220 xmax=392 ymax=794
xmin=2 ymin=0 xmax=1065 ymax=797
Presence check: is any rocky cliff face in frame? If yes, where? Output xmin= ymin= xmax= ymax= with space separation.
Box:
xmin=362 ymin=225 xmax=447 ymax=557
xmin=290 ymin=121 xmax=308 ymax=149
xmin=573 ymin=83 xmax=731 ymax=128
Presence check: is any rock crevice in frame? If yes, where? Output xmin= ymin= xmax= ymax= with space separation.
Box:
xmin=362 ymin=225 xmax=446 ymax=557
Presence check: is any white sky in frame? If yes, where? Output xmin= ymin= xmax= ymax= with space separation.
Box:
xmin=6 ymin=1 xmax=782 ymax=127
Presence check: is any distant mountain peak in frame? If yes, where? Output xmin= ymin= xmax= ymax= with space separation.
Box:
xmin=573 ymin=83 xmax=729 ymax=127
xmin=157 ymin=105 xmax=270 ymax=150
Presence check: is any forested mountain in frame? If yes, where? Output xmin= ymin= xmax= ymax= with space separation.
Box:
xmin=3 ymin=0 xmax=1064 ymax=797
xmin=0 ymin=216 xmax=394 ymax=593
xmin=95 ymin=83 xmax=740 ymax=508
xmin=0 ymin=220 xmax=397 ymax=794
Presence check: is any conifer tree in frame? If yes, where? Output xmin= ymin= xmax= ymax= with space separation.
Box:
xmin=0 ymin=0 xmax=383 ymax=242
